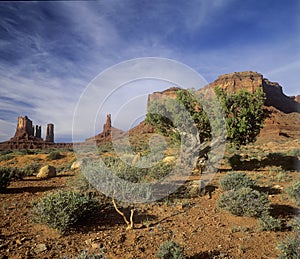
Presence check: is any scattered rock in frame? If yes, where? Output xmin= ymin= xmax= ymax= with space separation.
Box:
xmin=34 ymin=243 xmax=47 ymax=254
xmin=162 ymin=156 xmax=177 ymax=164
xmin=71 ymin=160 xmax=82 ymax=170
xmin=36 ymin=165 xmax=56 ymax=179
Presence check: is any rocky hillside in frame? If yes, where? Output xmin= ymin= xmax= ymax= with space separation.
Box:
xmin=207 ymin=71 xmax=300 ymax=113
xmin=144 ymin=71 xmax=300 ymax=143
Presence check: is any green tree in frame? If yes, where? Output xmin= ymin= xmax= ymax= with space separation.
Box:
xmin=146 ymin=86 xmax=265 ymax=148
xmin=214 ymin=86 xmax=266 ymax=146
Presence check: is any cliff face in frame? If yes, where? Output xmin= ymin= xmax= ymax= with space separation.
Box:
xmin=147 ymin=87 xmax=181 ymax=109
xmin=207 ymin=71 xmax=300 ymax=113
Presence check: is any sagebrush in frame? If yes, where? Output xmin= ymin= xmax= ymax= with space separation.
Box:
xmin=220 ymin=172 xmax=256 ymax=191
xmin=32 ymin=190 xmax=100 ymax=234
xmin=218 ymin=187 xmax=270 ymax=217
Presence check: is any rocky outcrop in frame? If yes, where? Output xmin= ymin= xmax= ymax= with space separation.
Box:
xmin=45 ymin=124 xmax=54 ymax=143
xmin=147 ymin=87 xmax=181 ymax=109
xmin=207 ymin=71 xmax=300 ymax=113
xmin=0 ymin=116 xmax=73 ymax=151
xmin=85 ymin=114 xmax=124 ymax=143
xmin=13 ymin=116 xmax=41 ymax=140
xmin=36 ymin=165 xmax=56 ymax=179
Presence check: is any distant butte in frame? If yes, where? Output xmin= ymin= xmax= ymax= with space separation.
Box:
xmin=0 ymin=116 xmax=71 ymax=150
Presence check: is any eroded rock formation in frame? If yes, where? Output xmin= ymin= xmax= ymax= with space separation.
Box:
xmin=85 ymin=114 xmax=124 ymax=143
xmin=207 ymin=71 xmax=300 ymax=113
xmin=0 ymin=116 xmax=70 ymax=150
xmin=46 ymin=124 xmax=54 ymax=143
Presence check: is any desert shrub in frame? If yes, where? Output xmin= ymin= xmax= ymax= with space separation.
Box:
xmin=57 ymin=162 xmax=72 ymax=174
xmin=288 ymin=217 xmax=300 ymax=233
xmin=259 ymin=213 xmax=282 ymax=231
xmin=277 ymin=234 xmax=300 ymax=259
xmin=0 ymin=167 xmax=23 ymax=191
xmin=286 ymin=182 xmax=300 ymax=205
xmin=0 ymin=153 xmax=14 ymax=162
xmin=220 ymin=172 xmax=256 ymax=191
xmin=218 ymin=187 xmax=270 ymax=217
xmin=157 ymin=240 xmax=185 ymax=259
xmin=0 ymin=167 xmax=12 ymax=191
xmin=32 ymin=190 xmax=100 ymax=234
xmin=21 ymin=161 xmax=41 ymax=176
xmin=48 ymin=151 xmax=62 ymax=160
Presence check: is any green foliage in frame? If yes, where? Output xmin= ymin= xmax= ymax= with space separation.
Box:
xmin=220 ymin=172 xmax=257 ymax=191
xmin=277 ymin=234 xmax=300 ymax=259
xmin=21 ymin=161 xmax=41 ymax=176
xmin=218 ymin=187 xmax=270 ymax=217
xmin=259 ymin=213 xmax=282 ymax=231
xmin=146 ymin=87 xmax=265 ymax=148
xmin=101 ymin=156 xmax=173 ymax=183
xmin=286 ymin=182 xmax=300 ymax=205
xmin=48 ymin=151 xmax=62 ymax=160
xmin=0 ymin=167 xmax=23 ymax=191
xmin=157 ymin=240 xmax=186 ymax=259
xmin=0 ymin=167 xmax=12 ymax=191
xmin=146 ymin=89 xmax=211 ymax=143
xmin=0 ymin=153 xmax=14 ymax=162
xmin=32 ymin=190 xmax=100 ymax=234
xmin=214 ymin=86 xmax=265 ymax=146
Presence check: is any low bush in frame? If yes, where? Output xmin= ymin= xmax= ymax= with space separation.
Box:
xmin=259 ymin=213 xmax=282 ymax=231
xmin=220 ymin=172 xmax=256 ymax=191
xmin=285 ymin=182 xmax=300 ymax=205
xmin=0 ymin=153 xmax=14 ymax=162
xmin=32 ymin=190 xmax=100 ymax=234
xmin=0 ymin=167 xmax=23 ymax=191
xmin=21 ymin=162 xmax=41 ymax=176
xmin=218 ymin=187 xmax=270 ymax=217
xmin=157 ymin=240 xmax=185 ymax=259
xmin=0 ymin=167 xmax=12 ymax=191
xmin=48 ymin=151 xmax=62 ymax=160
xmin=277 ymin=234 xmax=300 ymax=259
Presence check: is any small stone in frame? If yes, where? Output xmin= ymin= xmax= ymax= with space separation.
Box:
xmin=34 ymin=243 xmax=47 ymax=254
xmin=85 ymin=239 xmax=92 ymax=246
xmin=91 ymin=242 xmax=100 ymax=250
xmin=36 ymin=165 xmax=56 ymax=179
xmin=16 ymin=239 xmax=22 ymax=245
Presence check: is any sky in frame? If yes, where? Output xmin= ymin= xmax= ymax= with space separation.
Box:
xmin=0 ymin=0 xmax=299 ymax=142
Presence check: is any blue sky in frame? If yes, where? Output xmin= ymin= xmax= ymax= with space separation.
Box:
xmin=0 ymin=0 xmax=299 ymax=142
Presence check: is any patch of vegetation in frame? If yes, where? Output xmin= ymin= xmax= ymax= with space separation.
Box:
xmin=0 ymin=153 xmax=14 ymax=162
xmin=220 ymin=172 xmax=257 ymax=191
xmin=286 ymin=182 xmax=300 ymax=205
xmin=218 ymin=187 xmax=270 ymax=217
xmin=101 ymin=156 xmax=173 ymax=183
xmin=57 ymin=162 xmax=72 ymax=174
xmin=277 ymin=234 xmax=300 ymax=259
xmin=259 ymin=213 xmax=282 ymax=231
xmin=47 ymin=150 xmax=63 ymax=160
xmin=0 ymin=167 xmax=23 ymax=191
xmin=32 ymin=190 xmax=100 ymax=234
xmin=157 ymin=240 xmax=186 ymax=259
xmin=20 ymin=161 xmax=41 ymax=176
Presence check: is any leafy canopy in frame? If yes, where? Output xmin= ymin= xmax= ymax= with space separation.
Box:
xmin=146 ymin=86 xmax=266 ymax=147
